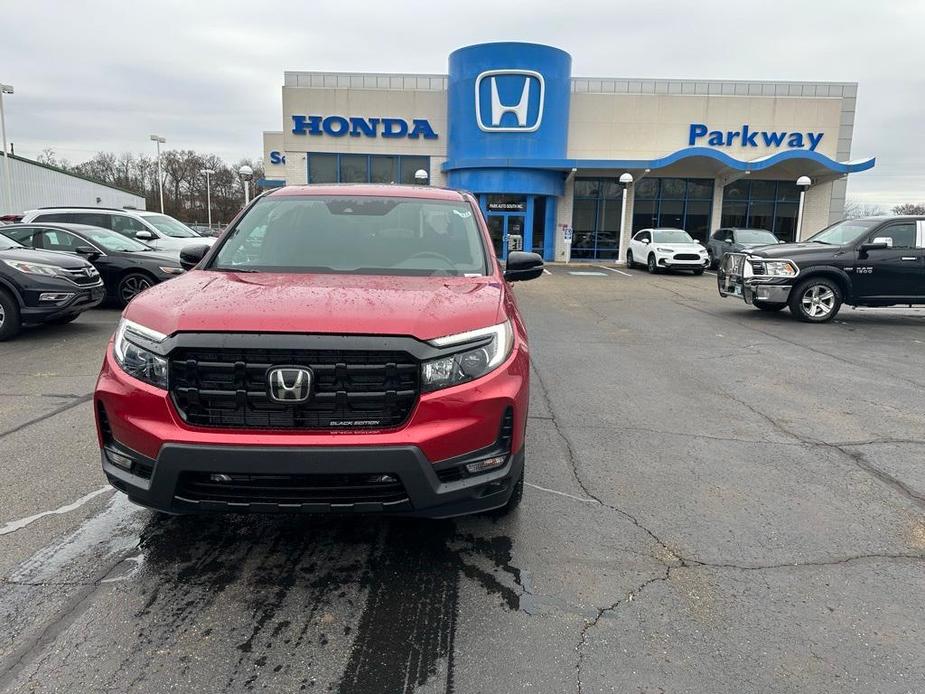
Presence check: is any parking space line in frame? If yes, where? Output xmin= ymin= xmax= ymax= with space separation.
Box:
xmin=595 ymin=265 xmax=632 ymax=277
xmin=0 ymin=486 xmax=112 ymax=536
xmin=568 ymin=271 xmax=608 ymax=277
xmin=543 ymin=268 xmax=552 ymax=275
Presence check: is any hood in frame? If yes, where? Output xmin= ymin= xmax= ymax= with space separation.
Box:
xmin=654 ymin=242 xmax=704 ymax=251
xmin=747 ymin=242 xmax=847 ymax=259
xmin=0 ymin=247 xmax=95 ymax=269
xmin=124 ymin=271 xmax=505 ymax=341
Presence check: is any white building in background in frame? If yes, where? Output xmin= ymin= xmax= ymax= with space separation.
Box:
xmin=261 ymin=42 xmax=875 ymax=262
xmin=0 ymin=153 xmax=145 ymax=216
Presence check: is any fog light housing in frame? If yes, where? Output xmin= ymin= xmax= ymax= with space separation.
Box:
xmin=104 ymin=447 xmax=134 ymax=471
xmin=465 ymin=454 xmax=507 ymax=474
xmin=39 ymin=292 xmax=74 ymax=302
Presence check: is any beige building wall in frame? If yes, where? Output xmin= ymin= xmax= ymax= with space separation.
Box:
xmin=262 ymin=131 xmax=286 ymax=181
xmin=567 ymin=93 xmax=843 ymax=160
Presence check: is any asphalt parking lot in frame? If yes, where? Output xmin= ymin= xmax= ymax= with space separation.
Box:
xmin=1 ymin=268 xmax=923 ymax=693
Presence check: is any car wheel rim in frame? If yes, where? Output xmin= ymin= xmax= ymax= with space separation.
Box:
xmin=648 ymin=258 xmax=655 ymax=271
xmin=121 ymin=276 xmax=151 ymax=302
xmin=801 ymin=286 xmax=835 ymax=318
xmin=0 ymin=303 xmax=4 ymax=328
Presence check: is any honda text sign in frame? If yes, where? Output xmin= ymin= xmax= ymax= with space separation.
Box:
xmin=475 ymin=70 xmax=545 ymax=133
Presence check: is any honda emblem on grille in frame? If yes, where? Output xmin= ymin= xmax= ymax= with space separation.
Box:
xmin=267 ymin=367 xmax=313 ymax=403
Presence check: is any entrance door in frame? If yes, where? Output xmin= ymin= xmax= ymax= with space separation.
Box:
xmin=485 ymin=214 xmax=525 ymax=260
xmin=487 ymin=215 xmax=505 ymax=258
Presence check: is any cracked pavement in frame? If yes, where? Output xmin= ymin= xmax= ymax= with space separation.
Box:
xmin=0 ymin=269 xmax=923 ymax=693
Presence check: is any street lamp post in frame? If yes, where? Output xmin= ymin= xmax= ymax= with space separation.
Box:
xmin=201 ymin=169 xmax=215 ymax=227
xmin=616 ymin=172 xmax=634 ymax=265
xmin=795 ymin=175 xmax=812 ymax=241
xmin=0 ymin=84 xmax=14 ymax=216
xmin=238 ymin=165 xmax=253 ymax=205
xmin=150 ymin=135 xmax=166 ymax=213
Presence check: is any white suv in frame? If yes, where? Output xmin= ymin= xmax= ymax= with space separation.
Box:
xmin=21 ymin=208 xmax=215 ymax=253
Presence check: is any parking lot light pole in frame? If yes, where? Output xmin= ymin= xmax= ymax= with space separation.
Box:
xmin=0 ymin=84 xmax=14 ymax=216
xmin=201 ymin=169 xmax=215 ymax=226
xmin=616 ymin=172 xmax=634 ymax=265
xmin=795 ymin=175 xmax=812 ymax=241
xmin=238 ymin=165 xmax=253 ymax=205
xmin=150 ymin=135 xmax=166 ymax=214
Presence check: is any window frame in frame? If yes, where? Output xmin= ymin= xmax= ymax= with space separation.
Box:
xmin=306 ymin=152 xmax=431 ymax=185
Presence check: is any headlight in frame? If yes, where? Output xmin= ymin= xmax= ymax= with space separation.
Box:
xmin=158 ymin=266 xmax=185 ymax=275
xmin=1 ymin=259 xmax=66 ymax=277
xmin=113 ymin=319 xmax=168 ymax=389
xmin=656 ymin=247 xmax=674 ymax=253
xmin=421 ymin=320 xmax=514 ymax=392
xmin=752 ymin=260 xmax=798 ymax=277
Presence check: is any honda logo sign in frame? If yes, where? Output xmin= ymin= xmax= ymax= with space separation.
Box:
xmin=267 ymin=367 xmax=313 ymax=403
xmin=475 ymin=70 xmax=545 ymax=133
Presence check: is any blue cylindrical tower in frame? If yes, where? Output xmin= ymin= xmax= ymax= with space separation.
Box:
xmin=445 ymin=43 xmax=572 ymax=260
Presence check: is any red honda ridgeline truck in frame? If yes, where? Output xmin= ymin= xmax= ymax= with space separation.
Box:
xmin=94 ymin=185 xmax=544 ymax=518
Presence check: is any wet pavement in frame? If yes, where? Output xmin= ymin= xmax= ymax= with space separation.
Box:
xmin=1 ymin=271 xmax=923 ymax=693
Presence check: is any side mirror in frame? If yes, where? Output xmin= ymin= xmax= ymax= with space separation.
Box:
xmin=179 ymin=243 xmax=210 ymax=270
xmin=135 ymin=230 xmax=154 ymax=241
xmin=75 ymin=245 xmax=100 ymax=260
xmin=642 ymin=238 xmax=650 ymax=245
xmin=504 ymin=251 xmax=544 ymax=282
xmin=860 ymin=237 xmax=891 ymax=253
xmin=724 ymin=238 xmax=733 ymax=244
xmin=779 ymin=239 xmax=786 ymax=244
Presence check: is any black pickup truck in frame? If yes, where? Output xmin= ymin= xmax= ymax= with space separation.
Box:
xmin=717 ymin=216 xmax=925 ymax=322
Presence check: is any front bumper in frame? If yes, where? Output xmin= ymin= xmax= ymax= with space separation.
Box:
xmin=20 ymin=280 xmax=105 ymax=323
xmin=102 ymin=442 xmax=524 ymax=518
xmin=657 ymin=254 xmax=709 ymax=269
xmin=717 ymin=254 xmax=793 ymax=305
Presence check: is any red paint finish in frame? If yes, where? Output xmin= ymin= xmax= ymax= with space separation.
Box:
xmin=95 ymin=185 xmax=531 ymax=468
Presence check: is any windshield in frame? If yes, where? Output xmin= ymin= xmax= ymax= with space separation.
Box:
xmin=140 ymin=214 xmax=199 ymax=238
xmin=736 ymin=229 xmax=778 ymax=244
xmin=79 ymin=227 xmax=151 ymax=252
xmin=652 ymin=229 xmax=695 ymax=244
xmin=0 ymin=235 xmax=22 ymax=250
xmin=808 ymin=219 xmax=881 ymax=245
xmin=211 ymin=196 xmax=490 ymax=276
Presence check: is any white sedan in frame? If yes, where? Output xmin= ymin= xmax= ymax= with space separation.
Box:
xmin=626 ymin=228 xmax=710 ymax=275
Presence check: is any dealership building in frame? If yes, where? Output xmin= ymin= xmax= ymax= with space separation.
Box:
xmin=262 ymin=42 xmax=874 ymax=262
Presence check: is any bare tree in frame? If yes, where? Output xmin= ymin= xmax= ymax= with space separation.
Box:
xmin=891 ymin=202 xmax=925 ymax=215
xmin=844 ymin=199 xmax=885 ymax=218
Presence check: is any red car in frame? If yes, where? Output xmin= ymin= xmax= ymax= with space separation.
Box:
xmin=94 ymin=185 xmax=544 ymax=518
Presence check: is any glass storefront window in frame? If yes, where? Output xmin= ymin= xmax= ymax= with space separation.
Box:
xmin=307 ymin=154 xmax=429 ymax=185
xmin=339 ymin=154 xmax=368 ymax=183
xmin=660 ymin=178 xmax=687 ymax=199
xmin=627 ymin=177 xmax=715 ymax=243
xmin=719 ymin=180 xmax=803 ymax=242
xmin=308 ymin=153 xmax=337 ymax=183
xmin=370 ymin=156 xmax=396 ymax=183
xmin=399 ymin=156 xmax=430 ymax=184
xmin=635 ymin=179 xmax=659 ymax=199
xmin=632 ymin=200 xmax=658 ymax=233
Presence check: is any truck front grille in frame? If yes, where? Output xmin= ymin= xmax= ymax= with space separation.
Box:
xmin=168 ymin=347 xmax=419 ymax=430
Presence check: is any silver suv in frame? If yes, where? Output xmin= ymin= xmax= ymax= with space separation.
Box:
xmin=21 ymin=208 xmax=215 ymax=253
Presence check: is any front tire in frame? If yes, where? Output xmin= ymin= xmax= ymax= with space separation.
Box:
xmin=118 ymin=273 xmax=155 ymax=307
xmin=0 ymin=289 xmax=21 ymax=341
xmin=788 ymin=277 xmax=842 ymax=323
xmin=752 ymin=300 xmax=787 ymax=312
xmin=626 ymin=250 xmax=634 ymax=268
xmin=488 ymin=467 xmax=524 ymax=518
xmin=647 ymin=254 xmax=659 ymax=273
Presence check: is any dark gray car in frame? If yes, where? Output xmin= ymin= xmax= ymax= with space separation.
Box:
xmin=705 ymin=227 xmax=780 ymax=269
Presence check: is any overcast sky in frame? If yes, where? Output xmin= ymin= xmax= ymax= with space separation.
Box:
xmin=1 ymin=0 xmax=922 ymax=207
